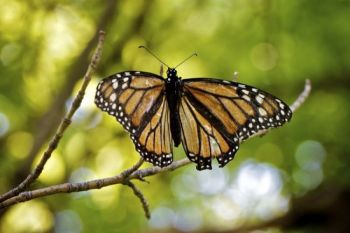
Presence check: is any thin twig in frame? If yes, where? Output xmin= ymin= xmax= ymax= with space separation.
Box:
xmin=290 ymin=79 xmax=312 ymax=113
xmin=120 ymin=158 xmax=144 ymax=178
xmin=0 ymin=31 xmax=106 ymax=203
xmin=123 ymin=181 xmax=151 ymax=219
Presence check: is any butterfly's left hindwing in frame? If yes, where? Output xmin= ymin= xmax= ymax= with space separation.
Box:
xmin=95 ymin=71 xmax=173 ymax=167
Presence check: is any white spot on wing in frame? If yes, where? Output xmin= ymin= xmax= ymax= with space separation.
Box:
xmin=256 ymin=95 xmax=263 ymax=104
xmin=258 ymin=107 xmax=267 ymax=116
xmin=110 ymin=93 xmax=117 ymax=102
xmin=242 ymin=95 xmax=251 ymax=101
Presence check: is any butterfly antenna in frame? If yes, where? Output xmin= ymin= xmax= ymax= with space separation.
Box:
xmin=139 ymin=45 xmax=170 ymax=68
xmin=174 ymin=53 xmax=198 ymax=69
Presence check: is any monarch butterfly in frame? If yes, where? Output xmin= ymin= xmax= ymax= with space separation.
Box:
xmin=95 ymin=50 xmax=292 ymax=170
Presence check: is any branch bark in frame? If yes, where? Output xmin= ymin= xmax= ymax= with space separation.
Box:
xmin=123 ymin=181 xmax=151 ymax=219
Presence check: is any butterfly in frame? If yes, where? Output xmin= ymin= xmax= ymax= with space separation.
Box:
xmin=95 ymin=65 xmax=292 ymax=170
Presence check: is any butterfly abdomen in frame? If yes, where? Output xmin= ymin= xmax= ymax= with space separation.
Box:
xmin=165 ymin=69 xmax=182 ymax=147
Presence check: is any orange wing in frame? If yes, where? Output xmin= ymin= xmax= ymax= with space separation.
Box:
xmin=180 ymin=78 xmax=292 ymax=169
xmin=95 ymin=71 xmax=173 ymax=167
xmin=179 ymin=95 xmax=239 ymax=170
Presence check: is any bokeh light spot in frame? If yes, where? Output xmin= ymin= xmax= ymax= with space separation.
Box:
xmin=64 ymin=132 xmax=86 ymax=165
xmin=0 ymin=43 xmax=21 ymax=66
xmin=90 ymin=186 xmax=120 ymax=209
xmin=195 ymin=167 xmax=228 ymax=195
xmin=172 ymin=206 xmax=202 ymax=232
xmin=1 ymin=201 xmax=53 ymax=233
xmin=295 ymin=140 xmax=326 ymax=171
xmin=250 ymin=43 xmax=279 ymax=71
xmin=209 ymin=196 xmax=243 ymax=224
xmin=293 ymin=168 xmax=323 ymax=192
xmin=6 ymin=131 xmax=33 ymax=159
xmin=236 ymin=161 xmax=282 ymax=196
xmin=95 ymin=145 xmax=124 ymax=177
xmin=224 ymin=161 xmax=288 ymax=222
xmin=36 ymin=151 xmax=66 ymax=184
xmin=0 ymin=1 xmax=24 ymax=25
xmin=149 ymin=207 xmax=175 ymax=229
xmin=256 ymin=143 xmax=283 ymax=166
xmin=293 ymin=140 xmax=326 ymax=193
xmin=0 ymin=112 xmax=10 ymax=137
xmin=54 ymin=210 xmax=82 ymax=233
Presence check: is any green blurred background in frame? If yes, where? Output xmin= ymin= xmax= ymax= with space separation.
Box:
xmin=0 ymin=0 xmax=349 ymax=232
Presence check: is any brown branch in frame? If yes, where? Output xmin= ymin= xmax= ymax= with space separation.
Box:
xmin=123 ymin=181 xmax=151 ymax=219
xmin=0 ymin=158 xmax=189 ymax=209
xmin=0 ymin=31 xmax=106 ymax=203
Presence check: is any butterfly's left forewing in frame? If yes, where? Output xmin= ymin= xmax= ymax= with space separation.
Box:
xmin=95 ymin=71 xmax=173 ymax=167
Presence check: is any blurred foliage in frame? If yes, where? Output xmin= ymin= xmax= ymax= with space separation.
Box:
xmin=0 ymin=0 xmax=349 ymax=232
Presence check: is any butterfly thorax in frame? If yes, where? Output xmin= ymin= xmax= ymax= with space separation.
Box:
xmin=165 ymin=68 xmax=182 ymax=147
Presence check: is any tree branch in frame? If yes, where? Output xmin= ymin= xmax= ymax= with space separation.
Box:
xmin=0 ymin=158 xmax=189 ymax=209
xmin=123 ymin=181 xmax=151 ymax=219
xmin=0 ymin=31 xmax=106 ymax=203
xmin=289 ymin=79 xmax=312 ymax=113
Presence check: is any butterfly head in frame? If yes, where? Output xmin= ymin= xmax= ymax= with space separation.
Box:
xmin=166 ymin=68 xmax=179 ymax=82
xmin=167 ymin=68 xmax=177 ymax=77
